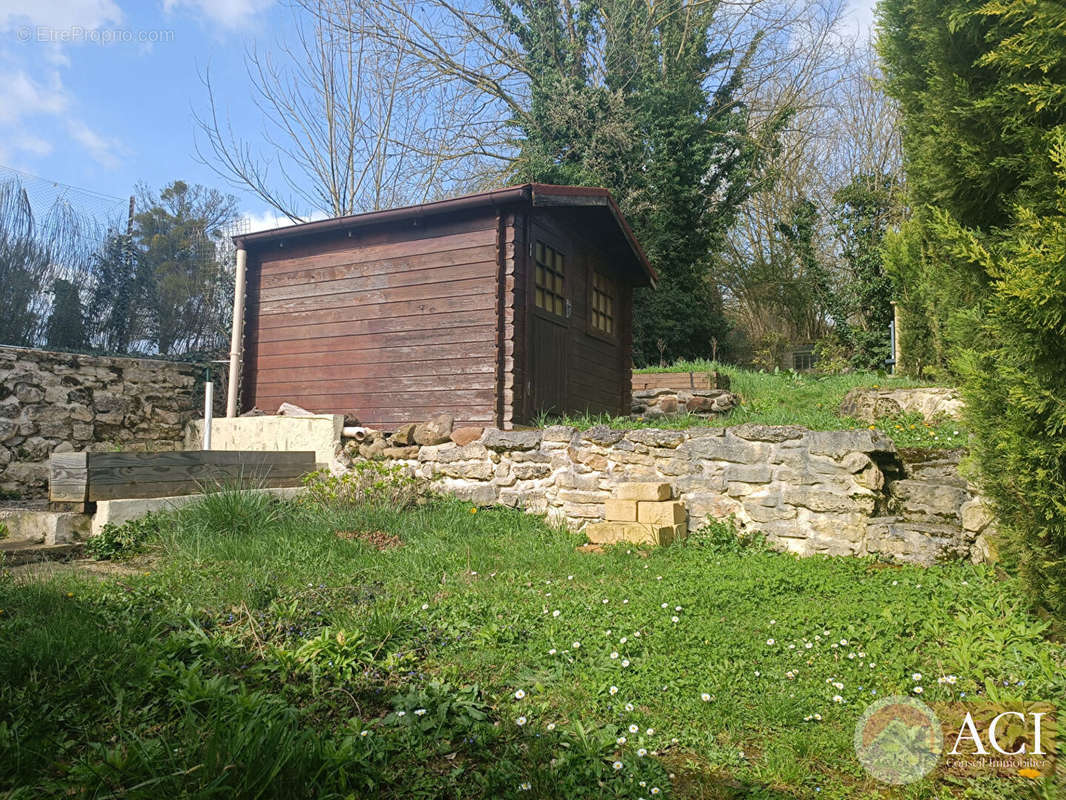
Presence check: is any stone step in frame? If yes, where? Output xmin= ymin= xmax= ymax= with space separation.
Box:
xmin=0 ymin=538 xmax=86 ymax=566
xmin=0 ymin=509 xmax=91 ymax=545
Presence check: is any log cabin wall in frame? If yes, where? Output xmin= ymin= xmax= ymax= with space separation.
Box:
xmin=242 ymin=208 xmax=507 ymax=429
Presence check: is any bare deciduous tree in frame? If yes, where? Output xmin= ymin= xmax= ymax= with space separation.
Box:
xmin=196 ymin=0 xmax=496 ymax=220
xmin=719 ymin=42 xmax=904 ymax=357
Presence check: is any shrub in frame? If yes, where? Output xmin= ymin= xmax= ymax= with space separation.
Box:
xmin=812 ymin=335 xmax=852 ymax=375
xmin=301 ymin=462 xmax=422 ymax=511
xmin=934 ymin=135 xmax=1066 ymax=615
xmin=85 ymin=514 xmax=161 ymax=560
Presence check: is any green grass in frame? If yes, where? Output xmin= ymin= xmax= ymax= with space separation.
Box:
xmin=2 ymin=493 xmax=1062 ymax=799
xmin=544 ymin=365 xmax=965 ymax=449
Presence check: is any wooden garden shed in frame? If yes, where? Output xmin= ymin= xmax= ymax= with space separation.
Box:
xmin=231 ymin=184 xmax=656 ymax=430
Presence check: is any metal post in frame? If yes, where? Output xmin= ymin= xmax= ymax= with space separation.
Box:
xmin=227 ymin=247 xmax=247 ymax=417
xmin=203 ymin=366 xmax=213 ymax=450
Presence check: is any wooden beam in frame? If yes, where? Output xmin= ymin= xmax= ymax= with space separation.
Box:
xmin=49 ymin=451 xmax=316 ymax=503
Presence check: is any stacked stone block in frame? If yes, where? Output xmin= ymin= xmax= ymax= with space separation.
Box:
xmin=586 ymin=482 xmax=688 ymax=546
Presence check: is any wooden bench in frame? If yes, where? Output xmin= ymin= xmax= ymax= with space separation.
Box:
xmin=49 ymin=450 xmax=317 ymax=506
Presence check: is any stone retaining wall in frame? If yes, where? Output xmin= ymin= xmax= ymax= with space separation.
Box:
xmin=340 ymin=424 xmax=993 ymax=566
xmin=0 ymin=345 xmax=221 ymax=497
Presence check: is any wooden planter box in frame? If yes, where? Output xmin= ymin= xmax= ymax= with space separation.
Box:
xmin=50 ymin=450 xmax=316 ymax=505
xmin=631 ymin=371 xmax=729 ymax=392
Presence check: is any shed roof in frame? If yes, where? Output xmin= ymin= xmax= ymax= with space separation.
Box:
xmin=232 ymin=183 xmax=656 ymax=287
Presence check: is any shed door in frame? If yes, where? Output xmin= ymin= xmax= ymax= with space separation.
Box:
xmin=530 ymin=228 xmax=570 ymax=416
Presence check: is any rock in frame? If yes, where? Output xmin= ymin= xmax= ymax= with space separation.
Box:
xmin=14 ymin=383 xmax=44 ymax=404
xmin=480 ymin=428 xmax=542 ymax=451
xmin=444 ymin=481 xmax=497 ymax=505
xmin=626 ymin=429 xmax=685 ymax=448
xmin=382 ymin=446 xmax=419 ymax=460
xmin=512 ymin=462 xmax=552 ymax=480
xmin=960 ymin=498 xmax=994 ymax=533
xmin=439 ymin=460 xmax=495 ymax=480
xmin=658 ymin=395 xmax=679 ymax=414
xmin=391 ymin=423 xmax=418 ymax=446
xmin=413 ymin=413 xmax=454 ymax=446
xmin=889 ymin=479 xmax=969 ymax=521
xmin=730 ymin=424 xmax=806 ymax=443
xmin=277 ymin=402 xmax=315 ymax=417
xmin=0 ymin=420 xmax=17 ymax=442
xmin=583 ymin=425 xmax=625 ymax=446
xmin=615 ymin=482 xmax=673 ymax=501
xmin=806 ymin=430 xmax=897 ymax=458
xmin=839 ymin=387 xmax=964 ymax=424
xmin=542 ymin=425 xmax=578 ymax=443
xmin=685 ymin=395 xmax=715 ymax=412
xmin=450 ymin=426 xmax=484 ymax=446
xmin=359 ymin=440 xmax=387 ymax=460
xmin=240 ymin=407 xmax=266 ymax=417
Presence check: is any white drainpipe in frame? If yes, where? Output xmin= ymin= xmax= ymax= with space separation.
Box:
xmin=227 ymin=246 xmax=248 ymax=417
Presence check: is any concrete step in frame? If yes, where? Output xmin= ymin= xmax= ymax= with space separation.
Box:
xmin=0 ymin=509 xmax=91 ymax=545
xmin=0 ymin=538 xmax=86 ymax=566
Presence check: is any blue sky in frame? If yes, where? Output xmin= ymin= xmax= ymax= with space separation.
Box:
xmin=1 ymin=0 xmax=877 ymax=230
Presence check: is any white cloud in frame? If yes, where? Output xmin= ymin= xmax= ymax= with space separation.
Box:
xmin=0 ymin=70 xmax=67 ymax=125
xmin=163 ymin=0 xmax=274 ymax=29
xmin=0 ymin=0 xmax=122 ymax=31
xmin=242 ymin=209 xmax=296 ymax=234
xmin=241 ymin=208 xmax=328 ymax=234
xmin=11 ymin=133 xmax=54 ymax=156
xmin=66 ymin=119 xmax=124 ymax=168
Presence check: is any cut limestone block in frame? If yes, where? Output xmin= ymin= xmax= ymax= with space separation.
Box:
xmin=615 ymin=482 xmax=673 ymax=502
xmin=637 ymin=500 xmax=686 ymax=526
xmin=604 ymin=498 xmax=638 ymax=522
xmin=585 ymin=521 xmax=686 ymax=546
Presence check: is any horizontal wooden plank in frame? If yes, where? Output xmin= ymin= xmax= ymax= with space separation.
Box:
xmin=253 ymin=325 xmax=492 ymax=357
xmin=254 ymin=388 xmax=494 ymax=411
xmin=257 ymin=285 xmax=497 ymax=330
xmin=256 ymin=310 xmax=496 ymax=344
xmin=255 ymin=374 xmax=496 ymax=397
xmin=88 ymin=473 xmax=308 ymax=501
xmin=255 ymin=338 xmax=497 ymax=371
xmin=259 ymin=244 xmax=499 ymax=297
xmin=86 ymin=451 xmax=316 ymax=469
xmin=255 ymin=358 xmax=496 ymax=386
xmin=257 ymin=228 xmax=499 ymax=278
xmin=254 ymin=211 xmax=498 ymax=265
xmin=329 ymin=408 xmax=496 ymax=428
xmin=260 ymin=267 xmax=496 ymax=314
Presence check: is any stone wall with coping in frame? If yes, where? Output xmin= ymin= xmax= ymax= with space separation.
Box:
xmin=339 ymin=423 xmax=994 ymax=566
xmin=0 ymin=345 xmax=221 ymax=497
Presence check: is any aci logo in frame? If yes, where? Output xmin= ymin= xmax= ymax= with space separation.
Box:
xmin=854 ymin=696 xmax=943 ymax=785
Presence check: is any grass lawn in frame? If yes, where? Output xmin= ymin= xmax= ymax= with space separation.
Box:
xmin=2 ymin=491 xmax=1062 ymax=799
xmin=545 ymin=364 xmax=964 ymax=450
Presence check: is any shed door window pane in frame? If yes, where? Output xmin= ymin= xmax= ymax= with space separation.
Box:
xmin=535 ymin=240 xmax=566 ymax=316
xmin=591 ymin=272 xmax=615 ymax=335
